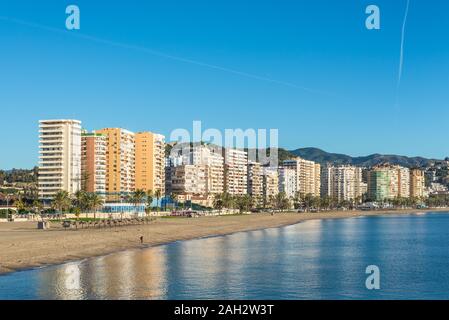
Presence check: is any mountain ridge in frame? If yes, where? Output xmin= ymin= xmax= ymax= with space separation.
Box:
xmin=288 ymin=147 xmax=443 ymax=168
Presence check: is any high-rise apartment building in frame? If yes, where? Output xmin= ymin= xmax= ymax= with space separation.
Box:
xmin=135 ymin=132 xmax=166 ymax=195
xmin=38 ymin=119 xmax=82 ymax=200
xmin=262 ymin=167 xmax=279 ymax=206
xmin=95 ymin=128 xmax=135 ymax=199
xmin=168 ymin=165 xmax=207 ymax=195
xmin=223 ymin=148 xmax=248 ymax=195
xmin=397 ymin=166 xmax=410 ymax=198
xmin=167 ymin=145 xmax=224 ymax=195
xmin=81 ymin=132 xmax=107 ymax=195
xmin=410 ymin=168 xmax=425 ymax=198
xmin=278 ymin=166 xmax=297 ymax=198
xmin=190 ymin=146 xmax=224 ymax=195
xmin=247 ymin=161 xmax=263 ymax=206
xmin=367 ymin=165 xmax=397 ymax=201
xmin=283 ymin=158 xmax=320 ymax=197
xmin=367 ymin=164 xmax=422 ymax=201
xmin=320 ymin=165 xmax=366 ymax=202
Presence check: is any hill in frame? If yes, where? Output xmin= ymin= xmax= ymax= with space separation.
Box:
xmin=289 ymin=147 xmax=438 ymax=168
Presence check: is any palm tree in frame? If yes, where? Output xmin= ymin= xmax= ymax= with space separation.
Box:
xmin=235 ymin=194 xmax=251 ymax=213
xmin=146 ymin=189 xmax=154 ymax=215
xmin=52 ymin=191 xmax=71 ymax=214
xmin=222 ymin=192 xmax=234 ymax=209
xmin=32 ymin=199 xmax=43 ymax=214
xmin=274 ymin=192 xmax=290 ymax=212
xmin=73 ymin=190 xmax=87 ymax=217
xmin=311 ymin=196 xmax=321 ymax=211
xmin=154 ymin=189 xmax=162 ymax=212
xmin=293 ymin=192 xmax=302 ymax=209
xmin=168 ymin=193 xmax=176 ymax=210
xmin=303 ymin=194 xmax=314 ymax=211
xmin=320 ymin=196 xmax=330 ymax=210
xmin=130 ymin=190 xmax=146 ymax=216
xmin=213 ymin=193 xmax=224 ymax=212
xmin=73 ymin=206 xmax=81 ymax=220
xmin=86 ymin=193 xmax=104 ymax=219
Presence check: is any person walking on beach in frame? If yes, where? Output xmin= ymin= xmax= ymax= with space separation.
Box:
xmin=140 ymin=235 xmax=144 ymax=244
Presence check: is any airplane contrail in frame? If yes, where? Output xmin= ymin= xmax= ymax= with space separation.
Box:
xmin=0 ymin=15 xmax=331 ymax=97
xmin=397 ymin=0 xmax=410 ymax=91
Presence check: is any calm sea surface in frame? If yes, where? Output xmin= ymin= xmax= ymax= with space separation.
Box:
xmin=1 ymin=212 xmax=449 ymax=300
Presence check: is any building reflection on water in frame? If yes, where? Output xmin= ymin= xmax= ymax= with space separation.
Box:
xmin=36 ymin=247 xmax=168 ymax=300
xmin=3 ymin=214 xmax=448 ymax=299
xmin=32 ymin=223 xmax=329 ymax=300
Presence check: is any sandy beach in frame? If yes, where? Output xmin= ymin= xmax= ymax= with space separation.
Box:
xmin=1 ymin=208 xmax=448 ymax=275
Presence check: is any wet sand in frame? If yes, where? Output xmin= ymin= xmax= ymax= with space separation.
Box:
xmin=1 ymin=208 xmax=448 ymax=275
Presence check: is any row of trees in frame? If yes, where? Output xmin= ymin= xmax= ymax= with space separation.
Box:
xmin=54 ymin=189 xmax=168 ymax=217
xmin=53 ymin=191 xmax=104 ymax=218
xmin=425 ymin=195 xmax=449 ymax=207
xmin=210 ymin=192 xmax=445 ymax=213
xmin=212 ymin=192 xmax=326 ymax=213
xmin=128 ymin=189 xmax=212 ymax=213
xmin=8 ymin=188 xmax=167 ymax=217
xmin=213 ymin=193 xmax=253 ymax=213
xmin=127 ymin=189 xmax=163 ymax=214
xmin=7 ymin=189 xmax=449 ymax=217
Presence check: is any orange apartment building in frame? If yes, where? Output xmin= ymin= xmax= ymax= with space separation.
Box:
xmin=81 ymin=132 xmax=107 ymax=195
xmin=95 ymin=128 xmax=135 ymax=199
xmin=135 ymin=132 xmax=166 ymax=195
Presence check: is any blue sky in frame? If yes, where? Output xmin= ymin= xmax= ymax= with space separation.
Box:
xmin=0 ymin=0 xmax=448 ymax=169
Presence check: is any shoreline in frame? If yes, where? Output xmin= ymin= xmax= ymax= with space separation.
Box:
xmin=1 ymin=208 xmax=448 ymax=276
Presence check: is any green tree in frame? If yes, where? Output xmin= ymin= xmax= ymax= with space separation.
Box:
xmin=293 ymin=192 xmax=302 ymax=209
xmin=154 ymin=189 xmax=162 ymax=212
xmin=235 ymin=194 xmax=252 ymax=213
xmin=73 ymin=206 xmax=81 ymax=220
xmin=52 ymin=191 xmax=71 ymax=213
xmin=32 ymin=199 xmax=43 ymax=214
xmin=222 ymin=192 xmax=234 ymax=209
xmin=14 ymin=197 xmax=26 ymax=213
xmin=168 ymin=192 xmax=176 ymax=210
xmin=274 ymin=192 xmax=290 ymax=212
xmin=213 ymin=194 xmax=224 ymax=212
xmin=86 ymin=193 xmax=104 ymax=219
xmin=303 ymin=194 xmax=314 ymax=211
xmin=146 ymin=189 xmax=154 ymax=215
xmin=73 ymin=190 xmax=88 ymax=216
xmin=130 ymin=190 xmax=146 ymax=215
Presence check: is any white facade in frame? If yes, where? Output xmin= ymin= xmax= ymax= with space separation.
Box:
xmin=247 ymin=161 xmax=263 ymax=205
xmin=120 ymin=129 xmax=136 ymax=193
xmin=320 ymin=165 xmax=366 ymax=202
xmin=224 ymin=148 xmax=248 ymax=195
xmin=169 ymin=164 xmax=207 ymax=195
xmin=398 ymin=166 xmax=411 ymax=198
xmin=38 ymin=119 xmax=82 ymax=199
xmin=168 ymin=145 xmax=224 ymax=195
xmin=283 ymin=158 xmax=321 ymax=197
xmin=262 ymin=167 xmax=279 ymax=205
xmin=278 ymin=166 xmax=297 ymax=198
